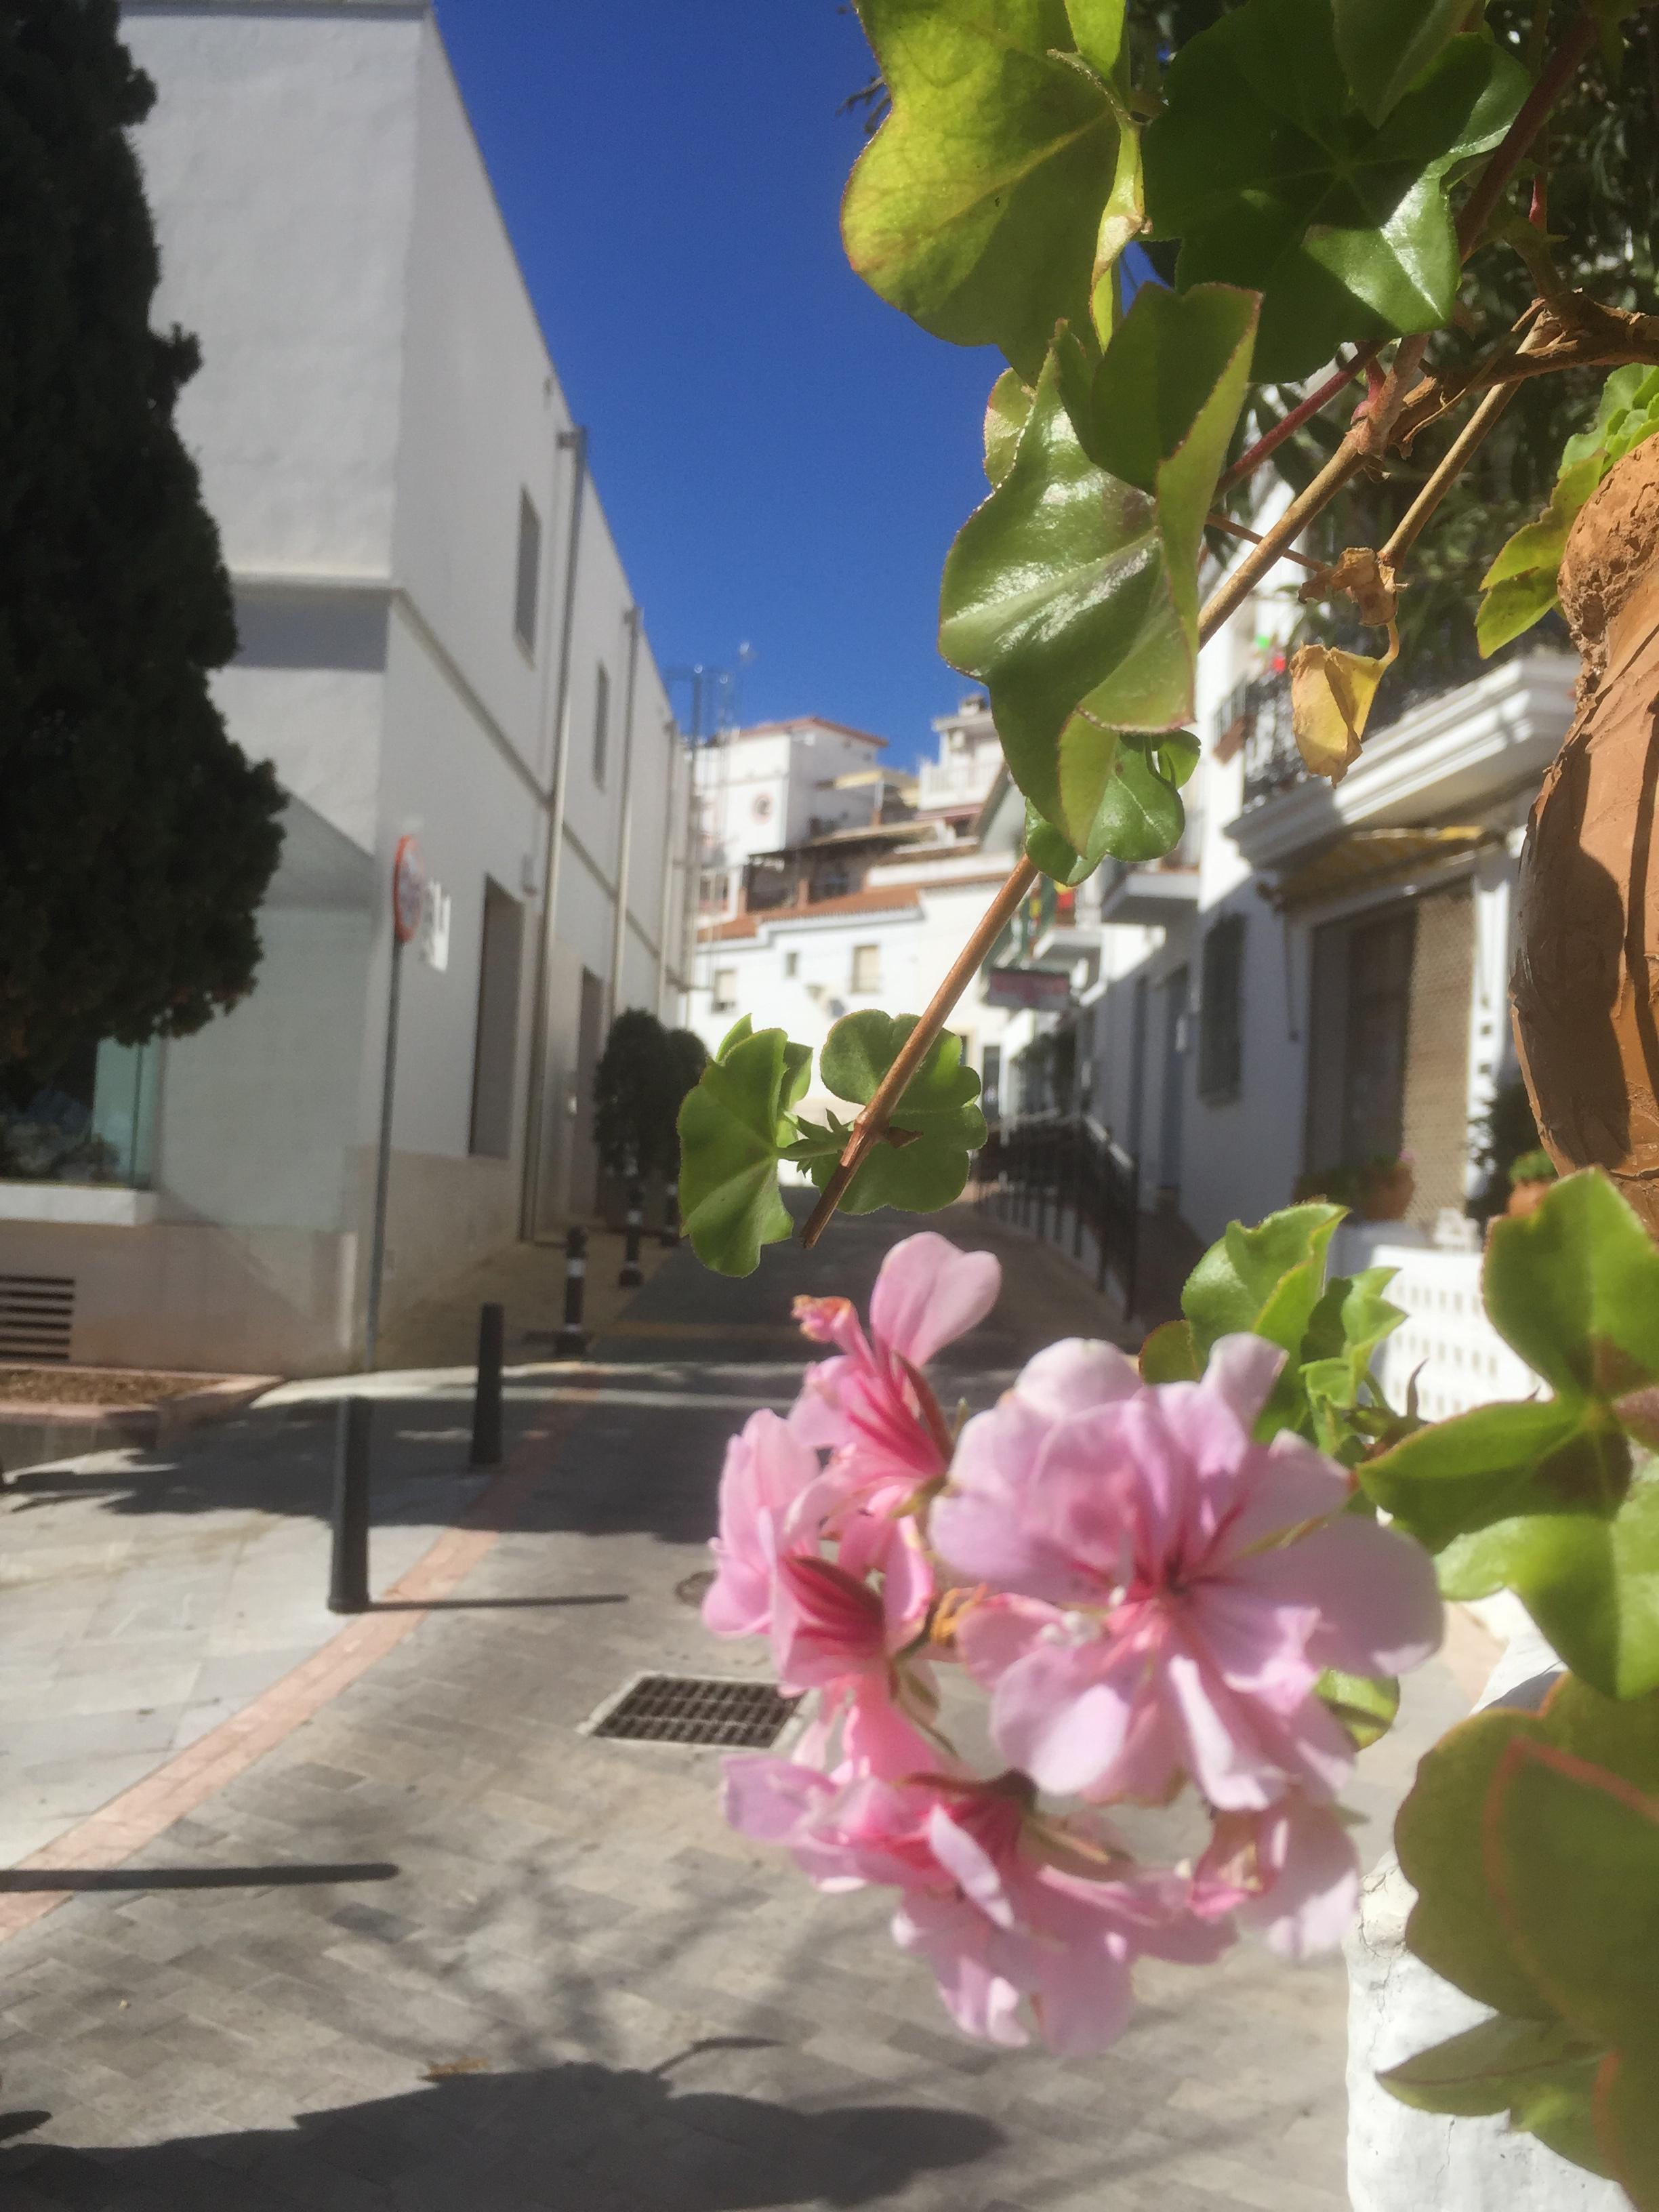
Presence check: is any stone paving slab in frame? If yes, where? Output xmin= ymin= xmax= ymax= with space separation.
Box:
xmin=0 ymin=1206 xmax=1465 ymax=2207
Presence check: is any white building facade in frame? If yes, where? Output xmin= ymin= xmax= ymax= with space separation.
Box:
xmin=0 ymin=0 xmax=694 ymax=1376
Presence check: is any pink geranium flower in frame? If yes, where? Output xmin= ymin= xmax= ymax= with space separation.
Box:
xmin=1192 ymin=1792 xmax=1361 ymax=1961
xmin=722 ymin=1762 xmax=1229 ymax=2052
xmin=934 ymin=1334 xmax=1442 ymax=1811
xmin=790 ymin=1231 xmax=1001 ymax=1508
xmin=701 ymin=1410 xmax=819 ymax=1640
xmin=769 ymin=1549 xmax=939 ymax=1779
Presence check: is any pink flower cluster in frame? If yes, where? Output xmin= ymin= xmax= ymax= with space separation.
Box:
xmin=701 ymin=1233 xmax=1442 ymax=2051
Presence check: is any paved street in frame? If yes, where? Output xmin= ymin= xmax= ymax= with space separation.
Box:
xmin=0 ymin=1205 xmax=1467 ymax=2209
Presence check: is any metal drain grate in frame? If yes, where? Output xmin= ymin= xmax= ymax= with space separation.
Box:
xmin=0 ymin=1275 xmax=75 ymax=1364
xmin=587 ymin=1673 xmax=800 ymax=1748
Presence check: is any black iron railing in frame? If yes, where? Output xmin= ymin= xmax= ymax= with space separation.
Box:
xmin=976 ymin=1114 xmax=1141 ymax=1323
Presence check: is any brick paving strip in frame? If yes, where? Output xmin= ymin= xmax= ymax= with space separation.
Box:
xmin=0 ymin=1401 xmax=588 ymax=1946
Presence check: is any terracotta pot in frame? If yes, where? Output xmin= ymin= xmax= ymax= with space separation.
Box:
xmin=1506 ymin=1177 xmax=1555 ymax=1220
xmin=1513 ymin=436 xmax=1659 ymax=1236
xmin=1359 ymin=1164 xmax=1414 ymax=1222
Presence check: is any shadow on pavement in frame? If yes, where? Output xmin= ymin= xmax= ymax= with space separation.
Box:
xmin=1 ymin=2059 xmax=1006 ymax=2210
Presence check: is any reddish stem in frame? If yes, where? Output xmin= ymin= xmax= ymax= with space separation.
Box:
xmin=1455 ymin=14 xmax=1597 ymax=260
xmin=1216 ymin=347 xmax=1377 ymax=495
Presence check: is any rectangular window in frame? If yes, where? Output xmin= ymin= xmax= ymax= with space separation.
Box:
xmin=783 ymin=950 xmax=799 ymax=978
xmin=981 ymin=1044 xmax=1002 ymax=1120
xmin=1197 ymin=915 xmax=1245 ymax=1102
xmin=469 ymin=880 xmax=525 ymax=1158
xmin=851 ymin=943 xmax=881 ymax=995
xmin=592 ymin=663 xmax=610 ymax=788
xmin=712 ymin=967 xmax=738 ymax=1012
xmin=513 ymin=491 xmax=541 ymax=657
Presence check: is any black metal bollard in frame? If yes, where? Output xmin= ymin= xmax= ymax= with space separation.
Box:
xmin=556 ymin=1225 xmax=589 ymax=1357
xmin=329 ymin=1395 xmax=372 ymax=1614
xmin=659 ymin=1187 xmax=680 ymax=1248
xmin=619 ymin=1181 xmax=644 ymax=1288
xmin=470 ymin=1301 xmax=504 ymax=1468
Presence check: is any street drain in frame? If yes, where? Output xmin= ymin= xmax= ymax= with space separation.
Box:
xmin=674 ymin=1568 xmax=716 ymax=1608
xmin=584 ymin=1673 xmax=800 ymax=1748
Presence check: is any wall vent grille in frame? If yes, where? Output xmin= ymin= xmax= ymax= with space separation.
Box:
xmin=0 ymin=1275 xmax=75 ymax=1364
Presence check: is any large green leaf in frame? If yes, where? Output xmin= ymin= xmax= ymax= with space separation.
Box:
xmin=815 ymin=1011 xmax=987 ymax=1215
xmin=843 ymin=0 xmax=1125 ymax=379
xmin=1435 ymin=1478 xmax=1659 ymax=1702
xmin=1362 ymin=1397 xmax=1624 ymax=1550
xmin=1143 ymin=0 xmax=1527 ymax=379
xmin=1317 ymin=1666 xmax=1399 ymax=1749
xmin=1488 ymin=1738 xmax=1659 ymax=2051
xmin=1479 ymin=367 xmax=1659 ymax=653
xmin=939 ymin=289 xmax=1254 ymax=846
xmin=676 ymin=1025 xmax=811 ymax=1276
xmin=983 ymin=369 xmax=1035 ymax=489
xmin=1397 ymin=1679 xmax=1659 ymax=2021
xmin=1485 ymin=1170 xmax=1659 ymax=1402
xmin=1599 ymin=2048 xmax=1659 ymax=2205
xmin=1333 ymin=0 xmax=1472 ymax=126
xmin=1181 ymin=1202 xmax=1345 ymax=1361
xmin=1381 ymin=2013 xmax=1599 ymax=2119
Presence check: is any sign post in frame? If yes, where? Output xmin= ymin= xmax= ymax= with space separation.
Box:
xmin=363 ymin=835 xmax=424 ymax=1370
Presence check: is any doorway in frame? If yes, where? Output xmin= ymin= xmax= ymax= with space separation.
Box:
xmin=1158 ymin=966 xmax=1188 ymax=1203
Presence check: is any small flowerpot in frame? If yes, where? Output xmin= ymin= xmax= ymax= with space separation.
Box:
xmin=1506 ymin=1176 xmax=1555 ymax=1220
xmin=1359 ymin=1164 xmax=1414 ymax=1222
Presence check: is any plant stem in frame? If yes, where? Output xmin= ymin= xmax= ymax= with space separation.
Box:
xmin=1216 ymin=347 xmax=1377 ymax=495
xmin=1454 ymin=12 xmax=1599 ymax=260
xmin=1206 ymin=513 xmax=1323 ymax=571
xmin=799 ymin=859 xmax=1040 ymax=1247
xmin=1197 ymin=441 xmax=1366 ymax=644
xmin=1380 ymin=377 xmax=1520 ymax=568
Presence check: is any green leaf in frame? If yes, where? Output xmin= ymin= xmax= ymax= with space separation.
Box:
xmin=816 ymin=1011 xmax=987 ymax=1216
xmin=1090 ymin=115 xmax=1145 ymax=344
xmin=1333 ymin=0 xmax=1473 ymax=126
xmin=1599 ymin=2048 xmax=1659 ymax=2203
xmin=984 ymin=370 xmax=1034 ymax=489
xmin=1143 ymin=0 xmax=1527 ymax=380
xmin=1057 ymin=729 xmax=1190 ymax=867
xmin=940 ymin=289 xmax=1254 ymax=843
xmin=1396 ymin=1705 xmax=1558 ymax=2020
xmin=1065 ymin=0 xmax=1127 ymax=79
xmin=1181 ymin=1202 xmax=1345 ymax=1362
xmin=1317 ymin=1667 xmax=1399 ymax=1750
xmin=1478 ymin=369 xmax=1659 ymax=655
xmin=843 ymin=0 xmax=1124 ymax=379
xmin=1397 ymin=1678 xmax=1659 ymax=2024
xmin=1485 ymin=1168 xmax=1659 ymax=1404
xmin=1139 ymin=1317 xmax=1200 ymax=1382
xmin=1435 ymin=1477 xmax=1659 ymax=1701
xmin=1361 ymin=1396 xmax=1622 ymax=1551
xmin=1023 ymin=804 xmax=1093 ymax=888
xmin=1488 ymin=1738 xmax=1659 ymax=2051
xmin=1380 ymin=2013 xmax=1599 ymax=2120
xmin=676 ymin=1026 xmax=810 ymax=1276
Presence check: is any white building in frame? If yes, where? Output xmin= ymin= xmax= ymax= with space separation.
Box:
xmin=694 ymin=716 xmax=897 ymax=920
xmin=0 ymin=0 xmax=694 ymax=1376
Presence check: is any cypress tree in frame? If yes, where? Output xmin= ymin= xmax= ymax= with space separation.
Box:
xmin=0 ymin=0 xmax=283 ymax=1078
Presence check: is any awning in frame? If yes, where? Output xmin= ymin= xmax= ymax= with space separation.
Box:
xmin=1266 ymin=826 xmax=1496 ymax=914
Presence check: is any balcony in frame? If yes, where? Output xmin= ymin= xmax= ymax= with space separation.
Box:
xmin=1098 ymin=858 xmax=1202 ymax=926
xmin=916 ymin=753 xmax=998 ymax=811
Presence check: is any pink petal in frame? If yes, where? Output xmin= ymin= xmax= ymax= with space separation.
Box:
xmin=984 ymin=1634 xmax=1138 ymax=1799
xmin=701 ymin=1535 xmax=775 ymax=1640
xmin=953 ymin=1593 xmax=1066 ymax=1685
xmin=1012 ymin=1337 xmax=1142 ymax=1420
xmin=838 ymin=1681 xmax=939 ymax=1783
xmin=927 ymin=1804 xmax=1018 ymax=1929
xmin=1161 ymin=1645 xmax=1296 ymax=1812
xmin=1203 ymin=1333 xmax=1288 ymax=1431
xmin=1224 ymin=1430 xmax=1351 ymax=1555
xmin=869 ymin=1233 xmax=1002 ymax=1366
xmin=893 ymin=1894 xmax=1029 ymax=2047
xmin=930 ymin=1402 xmax=1104 ymax=1603
xmin=1240 ymin=1514 xmax=1443 ymax=1678
xmin=1187 ymin=1576 xmax=1323 ymax=1713
xmin=770 ymin=1554 xmax=888 ymax=1689
xmin=720 ymin=1755 xmax=836 ymax=1844
xmin=1239 ymin=1797 xmax=1361 ymax=1960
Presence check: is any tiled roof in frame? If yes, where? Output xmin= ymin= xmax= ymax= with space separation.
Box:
xmin=699 ymin=884 xmax=922 ymax=942
xmin=736 ymin=717 xmax=888 ymax=750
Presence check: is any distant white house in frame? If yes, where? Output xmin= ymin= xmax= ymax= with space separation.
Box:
xmin=0 ymin=0 xmax=694 ymax=1376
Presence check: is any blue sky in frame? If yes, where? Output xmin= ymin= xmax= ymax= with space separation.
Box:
xmin=434 ymin=1 xmax=1002 ymax=771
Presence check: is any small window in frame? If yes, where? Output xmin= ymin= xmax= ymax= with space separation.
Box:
xmin=592 ymin=663 xmax=610 ymax=787
xmin=712 ymin=967 xmax=738 ymax=1012
xmin=851 ymin=943 xmax=881 ymax=995
xmin=783 ymin=951 xmax=799 ymax=979
xmin=1197 ymin=914 xmax=1245 ymax=1102
xmin=514 ymin=491 xmax=541 ymax=656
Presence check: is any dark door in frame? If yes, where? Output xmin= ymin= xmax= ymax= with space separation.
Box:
xmin=1159 ymin=966 xmax=1188 ymax=1198
xmin=1342 ymin=909 xmax=1415 ymax=1162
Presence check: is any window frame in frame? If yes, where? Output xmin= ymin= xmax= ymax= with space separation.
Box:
xmin=513 ymin=490 xmax=541 ymax=659
xmin=851 ymin=942 xmax=882 ymax=996
xmin=592 ymin=661 xmax=610 ymax=789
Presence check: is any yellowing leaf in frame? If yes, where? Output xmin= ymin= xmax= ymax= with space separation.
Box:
xmin=1290 ymin=630 xmax=1397 ymax=785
